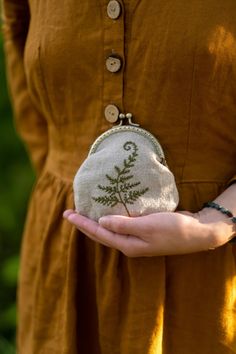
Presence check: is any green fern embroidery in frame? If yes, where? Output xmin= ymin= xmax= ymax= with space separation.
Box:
xmin=92 ymin=141 xmax=149 ymax=216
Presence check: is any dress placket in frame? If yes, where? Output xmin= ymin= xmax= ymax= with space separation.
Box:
xmin=100 ymin=0 xmax=125 ymax=130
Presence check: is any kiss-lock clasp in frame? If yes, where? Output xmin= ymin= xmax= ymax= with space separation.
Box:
xmin=118 ymin=112 xmax=140 ymax=127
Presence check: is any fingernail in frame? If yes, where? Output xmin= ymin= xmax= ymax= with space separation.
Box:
xmin=98 ymin=216 xmax=110 ymax=225
xmin=63 ymin=209 xmax=75 ymax=218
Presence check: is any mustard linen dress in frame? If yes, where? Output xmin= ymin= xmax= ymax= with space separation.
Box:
xmin=2 ymin=0 xmax=236 ymax=353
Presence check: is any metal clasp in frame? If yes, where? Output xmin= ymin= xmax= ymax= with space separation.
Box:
xmin=118 ymin=112 xmax=140 ymax=127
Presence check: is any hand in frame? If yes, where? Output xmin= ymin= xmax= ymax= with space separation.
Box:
xmin=63 ymin=208 xmax=234 ymax=257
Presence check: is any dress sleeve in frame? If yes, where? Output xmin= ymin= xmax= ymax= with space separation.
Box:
xmin=2 ymin=0 xmax=48 ymax=176
xmin=226 ymin=176 xmax=236 ymax=188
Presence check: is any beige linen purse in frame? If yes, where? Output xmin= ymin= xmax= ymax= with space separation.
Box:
xmin=73 ymin=114 xmax=179 ymax=221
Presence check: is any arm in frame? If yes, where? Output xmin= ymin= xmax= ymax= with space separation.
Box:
xmin=2 ymin=0 xmax=48 ymax=176
xmin=63 ymin=183 xmax=236 ymax=257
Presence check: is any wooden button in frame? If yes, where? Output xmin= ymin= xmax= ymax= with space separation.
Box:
xmin=105 ymin=56 xmax=122 ymax=73
xmin=107 ymin=0 xmax=121 ymax=19
xmin=104 ymin=104 xmax=120 ymax=123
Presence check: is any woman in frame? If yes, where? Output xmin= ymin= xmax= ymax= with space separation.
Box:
xmin=2 ymin=0 xmax=236 ymax=353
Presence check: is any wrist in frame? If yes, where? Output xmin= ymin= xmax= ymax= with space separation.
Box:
xmin=196 ymin=207 xmax=230 ymax=224
xmin=208 ymin=220 xmax=236 ymax=248
xmin=196 ymin=209 xmax=236 ymax=248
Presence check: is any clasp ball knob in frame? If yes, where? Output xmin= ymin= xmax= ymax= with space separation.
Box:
xmin=119 ymin=113 xmax=126 ymax=119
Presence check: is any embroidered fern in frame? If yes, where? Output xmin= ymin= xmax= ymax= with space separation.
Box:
xmin=92 ymin=141 xmax=149 ymax=216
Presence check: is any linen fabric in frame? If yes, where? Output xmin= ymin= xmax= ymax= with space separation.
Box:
xmin=2 ymin=0 xmax=236 ymax=353
xmin=73 ymin=128 xmax=179 ymax=220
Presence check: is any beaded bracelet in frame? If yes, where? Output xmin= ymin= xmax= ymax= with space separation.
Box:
xmin=203 ymin=201 xmax=236 ymax=244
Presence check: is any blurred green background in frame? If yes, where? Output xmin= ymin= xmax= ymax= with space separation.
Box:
xmin=0 ymin=33 xmax=35 ymax=353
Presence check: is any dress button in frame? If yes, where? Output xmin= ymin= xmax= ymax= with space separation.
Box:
xmin=105 ymin=56 xmax=122 ymax=73
xmin=107 ymin=0 xmax=121 ymax=19
xmin=104 ymin=104 xmax=120 ymax=123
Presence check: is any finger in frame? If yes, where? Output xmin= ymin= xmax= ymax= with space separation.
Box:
xmin=98 ymin=214 xmax=150 ymax=235
xmin=63 ymin=209 xmax=76 ymax=218
xmin=65 ymin=213 xmax=148 ymax=255
xmin=63 ymin=210 xmax=109 ymax=245
xmin=70 ymin=215 xmax=116 ymax=247
xmin=79 ymin=226 xmax=149 ymax=257
xmin=77 ymin=227 xmax=112 ymax=248
xmin=65 ymin=213 xmax=114 ymax=247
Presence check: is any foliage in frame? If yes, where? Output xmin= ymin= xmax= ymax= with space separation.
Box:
xmin=92 ymin=141 xmax=149 ymax=216
xmin=0 ymin=32 xmax=35 ymax=353
xmin=0 ymin=336 xmax=15 ymax=354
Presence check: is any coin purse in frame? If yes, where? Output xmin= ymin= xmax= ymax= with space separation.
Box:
xmin=73 ymin=114 xmax=179 ymax=221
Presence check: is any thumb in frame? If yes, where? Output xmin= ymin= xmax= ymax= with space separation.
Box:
xmin=99 ymin=215 xmax=142 ymax=235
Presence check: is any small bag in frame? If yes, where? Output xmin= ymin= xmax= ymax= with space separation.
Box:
xmin=73 ymin=114 xmax=179 ymax=221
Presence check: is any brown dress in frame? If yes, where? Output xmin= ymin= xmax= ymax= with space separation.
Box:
xmin=2 ymin=0 xmax=236 ymax=353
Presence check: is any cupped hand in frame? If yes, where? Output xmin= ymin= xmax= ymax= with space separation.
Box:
xmin=63 ymin=209 xmax=233 ymax=257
